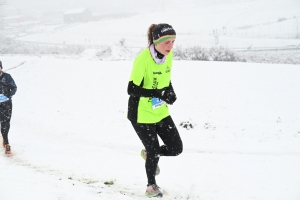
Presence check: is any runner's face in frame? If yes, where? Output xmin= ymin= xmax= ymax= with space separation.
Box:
xmin=155 ymin=38 xmax=175 ymax=56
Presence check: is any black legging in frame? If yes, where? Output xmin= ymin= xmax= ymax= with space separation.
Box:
xmin=131 ymin=116 xmax=183 ymax=185
xmin=0 ymin=101 xmax=12 ymax=145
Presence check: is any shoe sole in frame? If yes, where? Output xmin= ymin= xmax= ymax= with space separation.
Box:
xmin=145 ymin=192 xmax=163 ymax=198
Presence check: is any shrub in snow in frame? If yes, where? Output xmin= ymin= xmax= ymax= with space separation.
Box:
xmin=119 ymin=38 xmax=126 ymax=46
xmin=173 ymin=46 xmax=245 ymax=62
xmin=236 ymin=51 xmax=300 ymax=65
xmin=174 ymin=45 xmax=300 ymax=65
xmin=95 ymin=46 xmax=112 ymax=59
xmin=208 ymin=46 xmax=246 ymax=62
xmin=190 ymin=46 xmax=210 ymax=61
xmin=95 ymin=45 xmax=133 ymax=61
xmin=104 ymin=180 xmax=114 ymax=185
xmin=1 ymin=35 xmax=299 ymax=65
xmin=172 ymin=45 xmax=188 ymax=60
xmin=179 ymin=121 xmax=195 ymax=130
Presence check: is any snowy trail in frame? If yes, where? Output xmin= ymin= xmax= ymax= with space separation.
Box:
xmin=1 ymin=150 xmax=196 ymax=199
xmin=2 ymin=144 xmax=300 ymax=200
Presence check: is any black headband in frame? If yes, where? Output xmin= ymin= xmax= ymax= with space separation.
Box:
xmin=152 ymin=24 xmax=176 ymax=45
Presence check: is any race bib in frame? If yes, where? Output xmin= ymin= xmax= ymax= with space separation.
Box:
xmin=152 ymin=98 xmax=165 ymax=110
xmin=0 ymin=94 xmax=9 ymax=103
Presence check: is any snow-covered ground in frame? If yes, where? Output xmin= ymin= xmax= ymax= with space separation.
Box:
xmin=0 ymin=55 xmax=300 ymax=200
xmin=0 ymin=0 xmax=300 ymax=199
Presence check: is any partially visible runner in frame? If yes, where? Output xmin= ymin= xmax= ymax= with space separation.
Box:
xmin=0 ymin=61 xmax=17 ymax=154
xmin=127 ymin=23 xmax=183 ymax=198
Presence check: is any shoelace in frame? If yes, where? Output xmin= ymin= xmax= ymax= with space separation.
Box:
xmin=152 ymin=184 xmax=161 ymax=191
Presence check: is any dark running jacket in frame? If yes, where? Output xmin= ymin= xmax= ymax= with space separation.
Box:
xmin=0 ymin=72 xmax=17 ymax=101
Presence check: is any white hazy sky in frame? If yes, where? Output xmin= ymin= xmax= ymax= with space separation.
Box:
xmin=5 ymin=0 xmax=258 ymax=14
xmin=7 ymin=0 xmax=173 ymax=13
xmin=4 ymin=0 xmax=300 ymax=17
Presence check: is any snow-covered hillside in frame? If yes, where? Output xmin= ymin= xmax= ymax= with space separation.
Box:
xmin=12 ymin=0 xmax=300 ymax=49
xmin=0 ymin=55 xmax=299 ymax=200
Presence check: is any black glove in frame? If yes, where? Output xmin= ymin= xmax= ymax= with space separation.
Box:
xmin=155 ymin=87 xmax=177 ymax=105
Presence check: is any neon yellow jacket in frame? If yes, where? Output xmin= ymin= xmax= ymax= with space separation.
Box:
xmin=127 ymin=47 xmax=173 ymax=123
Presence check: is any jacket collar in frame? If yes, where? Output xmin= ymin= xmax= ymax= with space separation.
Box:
xmin=149 ymin=44 xmax=166 ymax=64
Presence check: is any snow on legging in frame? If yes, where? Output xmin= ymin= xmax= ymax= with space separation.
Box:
xmin=0 ymin=101 xmax=12 ymax=145
xmin=131 ymin=115 xmax=183 ymax=186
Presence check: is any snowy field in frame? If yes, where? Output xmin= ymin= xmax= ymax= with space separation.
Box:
xmin=0 ymin=55 xmax=300 ymax=200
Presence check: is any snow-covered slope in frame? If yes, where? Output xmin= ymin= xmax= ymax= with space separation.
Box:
xmin=14 ymin=0 xmax=300 ymax=49
xmin=0 ymin=55 xmax=299 ymax=199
